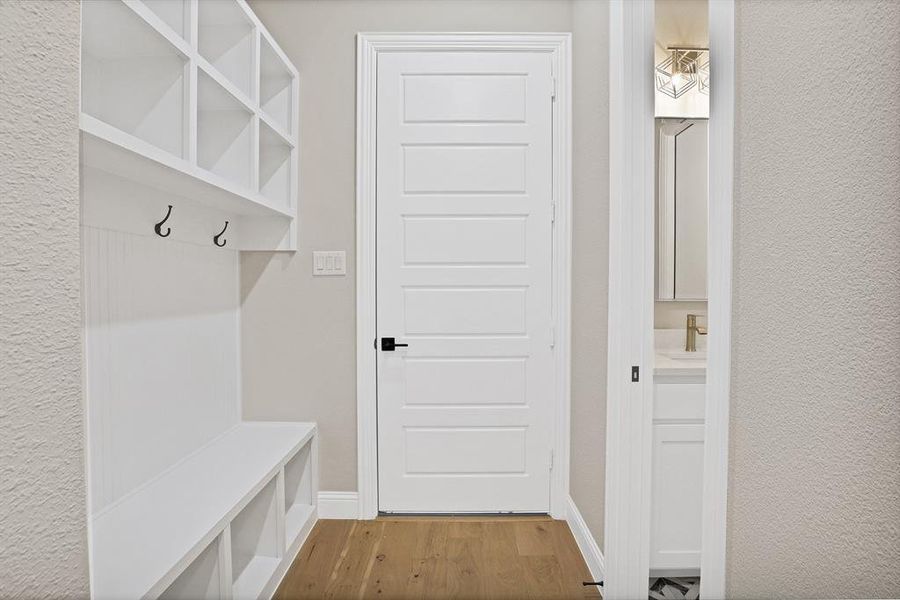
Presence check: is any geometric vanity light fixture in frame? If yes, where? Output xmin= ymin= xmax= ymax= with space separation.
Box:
xmin=656 ymin=46 xmax=709 ymax=99
xmin=698 ymin=57 xmax=710 ymax=96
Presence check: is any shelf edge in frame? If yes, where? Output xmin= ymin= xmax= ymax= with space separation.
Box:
xmin=80 ymin=113 xmax=294 ymax=220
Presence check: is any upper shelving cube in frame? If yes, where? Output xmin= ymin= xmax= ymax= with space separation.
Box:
xmin=82 ymin=0 xmax=188 ymax=158
xmin=258 ymin=120 xmax=292 ymax=208
xmin=260 ymin=35 xmax=294 ymax=135
xmin=140 ymin=0 xmax=190 ymax=42
xmin=198 ymin=70 xmax=254 ymax=191
xmin=198 ymin=0 xmax=256 ymax=101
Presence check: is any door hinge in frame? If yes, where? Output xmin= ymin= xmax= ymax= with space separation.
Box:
xmin=551 ymin=76 xmax=557 ymax=101
xmin=551 ymin=201 xmax=557 ymax=224
xmin=549 ymin=449 xmax=554 ymax=471
xmin=550 ymin=325 xmax=556 ymax=349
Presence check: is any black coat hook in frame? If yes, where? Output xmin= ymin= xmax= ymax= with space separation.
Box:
xmin=154 ymin=205 xmax=173 ymax=238
xmin=214 ymin=221 xmax=229 ymax=247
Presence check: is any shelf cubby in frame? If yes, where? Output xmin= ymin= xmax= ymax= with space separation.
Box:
xmin=283 ymin=444 xmax=314 ymax=551
xmin=82 ymin=0 xmax=188 ymax=158
xmin=198 ymin=70 xmax=254 ymax=191
xmin=259 ymin=121 xmax=292 ymax=208
xmin=158 ymin=537 xmax=222 ymax=600
xmin=198 ymin=0 xmax=256 ymax=101
xmin=231 ymin=478 xmax=281 ymax=600
xmin=89 ymin=423 xmax=316 ymax=599
xmin=260 ymin=35 xmax=293 ymax=135
xmin=140 ymin=0 xmax=190 ymax=42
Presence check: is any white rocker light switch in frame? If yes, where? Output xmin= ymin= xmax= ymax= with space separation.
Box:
xmin=313 ymin=251 xmax=346 ymax=276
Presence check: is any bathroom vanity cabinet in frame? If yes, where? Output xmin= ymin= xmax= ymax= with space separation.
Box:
xmin=651 ymin=354 xmax=706 ymax=575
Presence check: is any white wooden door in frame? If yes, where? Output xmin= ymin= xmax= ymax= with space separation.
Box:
xmin=376 ymin=50 xmax=555 ymax=513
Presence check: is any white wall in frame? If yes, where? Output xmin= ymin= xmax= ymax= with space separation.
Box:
xmin=570 ymin=0 xmax=610 ymax=549
xmin=655 ymin=300 xmax=707 ymax=329
xmin=83 ymin=222 xmax=240 ymax=513
xmin=728 ymin=0 xmax=900 ymax=596
xmin=0 ymin=0 xmax=89 ymax=595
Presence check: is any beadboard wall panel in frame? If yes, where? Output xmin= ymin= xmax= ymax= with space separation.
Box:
xmin=84 ymin=227 xmax=241 ymax=513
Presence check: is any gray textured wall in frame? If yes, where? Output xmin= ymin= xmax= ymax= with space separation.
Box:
xmin=242 ymin=0 xmax=608 ymax=543
xmin=0 ymin=0 xmax=90 ymax=596
xmin=727 ymin=1 xmax=900 ymax=597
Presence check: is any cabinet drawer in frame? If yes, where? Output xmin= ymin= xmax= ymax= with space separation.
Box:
xmin=653 ymin=383 xmax=705 ymax=421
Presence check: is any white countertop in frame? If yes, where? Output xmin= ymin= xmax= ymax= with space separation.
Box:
xmin=654 ymin=351 xmax=707 ymax=377
xmin=654 ymin=329 xmax=707 ymax=380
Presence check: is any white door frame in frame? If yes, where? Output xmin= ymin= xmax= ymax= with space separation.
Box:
xmin=604 ymin=2 xmax=735 ymax=598
xmin=355 ymin=33 xmax=573 ymax=520
xmin=604 ymin=2 xmax=656 ymax=597
xmin=700 ymin=3 xmax=736 ymax=597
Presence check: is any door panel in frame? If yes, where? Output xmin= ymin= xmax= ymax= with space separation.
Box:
xmin=403 ymin=357 xmax=527 ymax=407
xmin=403 ymin=145 xmax=527 ymax=193
xmin=402 ymin=74 xmax=527 ymax=123
xmin=402 ymin=216 xmax=527 ymax=265
xmin=376 ymin=51 xmax=554 ymax=513
xmin=404 ymin=427 xmax=527 ymax=474
xmin=403 ymin=287 xmax=527 ymax=335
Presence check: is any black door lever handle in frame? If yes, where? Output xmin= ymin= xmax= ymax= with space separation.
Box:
xmin=381 ymin=337 xmax=409 ymax=351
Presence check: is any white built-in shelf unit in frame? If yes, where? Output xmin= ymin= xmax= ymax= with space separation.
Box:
xmin=80 ymin=0 xmax=299 ymax=251
xmin=91 ymin=423 xmax=318 ymax=600
xmin=80 ymin=2 xmax=314 ymax=598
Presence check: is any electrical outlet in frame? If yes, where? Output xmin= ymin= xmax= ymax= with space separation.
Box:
xmin=313 ymin=251 xmax=346 ymax=276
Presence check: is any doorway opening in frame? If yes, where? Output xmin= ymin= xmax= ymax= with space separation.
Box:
xmin=605 ymin=2 xmax=734 ymax=598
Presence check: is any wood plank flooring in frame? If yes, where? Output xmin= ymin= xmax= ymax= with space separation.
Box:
xmin=275 ymin=517 xmax=602 ymax=600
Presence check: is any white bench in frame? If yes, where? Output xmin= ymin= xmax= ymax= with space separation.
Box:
xmin=90 ymin=422 xmax=318 ymax=599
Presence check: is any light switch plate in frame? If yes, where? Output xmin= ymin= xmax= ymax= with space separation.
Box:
xmin=313 ymin=251 xmax=346 ymax=276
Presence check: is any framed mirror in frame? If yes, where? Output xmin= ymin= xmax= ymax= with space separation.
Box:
xmin=656 ymin=118 xmax=708 ymax=300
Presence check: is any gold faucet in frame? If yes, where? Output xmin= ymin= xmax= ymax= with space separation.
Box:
xmin=685 ymin=314 xmax=708 ymax=352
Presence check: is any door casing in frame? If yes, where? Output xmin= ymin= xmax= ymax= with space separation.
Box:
xmin=355 ymin=32 xmax=573 ymax=520
xmin=604 ymin=2 xmax=735 ymax=598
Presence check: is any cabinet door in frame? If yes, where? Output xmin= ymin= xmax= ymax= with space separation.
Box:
xmin=650 ymin=423 xmax=704 ymax=572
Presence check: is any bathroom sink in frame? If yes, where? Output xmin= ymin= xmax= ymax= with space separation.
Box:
xmin=660 ymin=351 xmax=707 ymax=361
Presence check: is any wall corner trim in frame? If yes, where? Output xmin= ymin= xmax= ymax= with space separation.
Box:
xmin=318 ymin=491 xmax=360 ymax=520
xmin=566 ymin=496 xmax=606 ymax=583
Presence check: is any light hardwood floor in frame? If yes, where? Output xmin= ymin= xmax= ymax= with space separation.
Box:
xmin=275 ymin=516 xmax=602 ymax=599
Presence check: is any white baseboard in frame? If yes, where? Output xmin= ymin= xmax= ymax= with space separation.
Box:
xmin=317 ymin=491 xmax=360 ymax=519
xmin=566 ymin=495 xmax=605 ymax=583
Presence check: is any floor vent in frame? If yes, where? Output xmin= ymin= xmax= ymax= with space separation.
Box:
xmin=649 ymin=577 xmax=700 ymax=600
